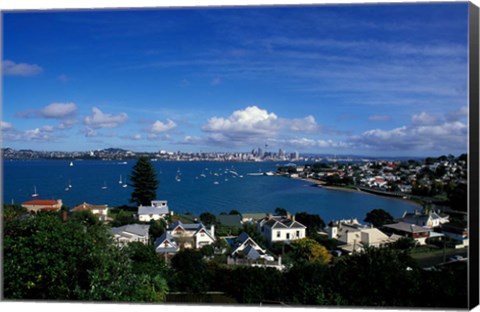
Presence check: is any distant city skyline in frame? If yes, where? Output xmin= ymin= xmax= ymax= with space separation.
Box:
xmin=1 ymin=2 xmax=469 ymax=157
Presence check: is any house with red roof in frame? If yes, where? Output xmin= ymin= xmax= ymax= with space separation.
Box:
xmin=22 ymin=199 xmax=63 ymax=213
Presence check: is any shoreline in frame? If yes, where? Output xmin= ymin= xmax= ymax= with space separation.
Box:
xmin=293 ymin=176 xmax=424 ymax=209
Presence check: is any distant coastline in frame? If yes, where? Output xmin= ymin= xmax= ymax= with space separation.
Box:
xmin=292 ymin=176 xmax=424 ymax=209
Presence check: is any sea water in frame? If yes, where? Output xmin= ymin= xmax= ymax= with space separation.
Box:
xmin=2 ymin=160 xmax=417 ymax=222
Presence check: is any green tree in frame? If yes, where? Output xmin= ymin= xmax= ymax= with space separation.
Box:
xmin=170 ymin=249 xmax=211 ymax=293
xmin=129 ymin=156 xmax=158 ymax=206
xmin=3 ymin=212 xmax=167 ymax=302
xmin=71 ymin=210 xmax=99 ymax=226
xmin=329 ymin=247 xmax=420 ymax=306
xmin=274 ymin=207 xmax=288 ymax=216
xmin=290 ymin=238 xmax=332 ymax=265
xmin=364 ymin=208 xmax=394 ymax=227
xmin=148 ymin=219 xmax=166 ymax=240
xmin=111 ymin=209 xmax=136 ymax=227
xmin=199 ymin=212 xmax=216 ymax=226
xmin=294 ymin=212 xmax=325 ymax=237
xmin=229 ymin=209 xmax=241 ymax=215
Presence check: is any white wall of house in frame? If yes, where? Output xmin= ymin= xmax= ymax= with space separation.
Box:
xmin=138 ymin=213 xmax=164 ymax=222
xmin=269 ymin=228 xmax=305 ymax=243
xmin=195 ymin=230 xmax=215 ymax=248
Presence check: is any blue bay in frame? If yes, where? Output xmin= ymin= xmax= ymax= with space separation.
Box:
xmin=2 ymin=160 xmax=417 ymax=222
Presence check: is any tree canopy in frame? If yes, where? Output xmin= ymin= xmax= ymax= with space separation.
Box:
xmin=364 ymin=208 xmax=394 ymax=227
xmin=129 ymin=156 xmax=158 ymax=206
xmin=3 ymin=211 xmax=168 ymax=302
xmin=290 ymin=238 xmax=332 ymax=265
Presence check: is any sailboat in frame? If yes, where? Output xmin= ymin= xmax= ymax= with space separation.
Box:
xmin=175 ymin=169 xmax=181 ymax=182
xmin=69 ymin=161 xmax=74 ymax=167
xmin=31 ymin=186 xmax=39 ymax=197
xmin=119 ymin=175 xmax=128 ymax=188
xmin=101 ymin=181 xmax=108 ymax=190
xmin=119 ymin=175 xmax=123 ymax=184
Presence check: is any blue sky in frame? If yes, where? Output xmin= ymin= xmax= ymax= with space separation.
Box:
xmin=1 ymin=3 xmax=469 ymax=157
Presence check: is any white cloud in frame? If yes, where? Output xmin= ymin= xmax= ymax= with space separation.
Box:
xmin=83 ymin=126 xmax=97 ymax=137
xmin=1 ymin=121 xmax=13 ymax=131
xmin=287 ymin=115 xmax=319 ymax=133
xmin=203 ymin=106 xmax=280 ymax=135
xmin=40 ymin=102 xmax=77 ymax=119
xmin=411 ymin=112 xmax=438 ymax=125
xmin=84 ymin=107 xmax=128 ymax=129
xmin=23 ymin=126 xmax=55 ymax=141
xmin=151 ymin=119 xmax=177 ymax=133
xmin=17 ymin=102 xmax=78 ymax=120
xmin=58 ymin=119 xmax=78 ymax=129
xmin=3 ymin=60 xmax=43 ymax=76
xmin=351 ymin=121 xmax=467 ymax=152
xmin=197 ymin=106 xmax=321 ymax=148
xmin=445 ymin=106 xmax=468 ymax=122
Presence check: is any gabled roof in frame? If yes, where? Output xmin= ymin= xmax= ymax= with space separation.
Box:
xmin=169 ymin=220 xmax=204 ymax=231
xmin=22 ymin=199 xmax=59 ymax=205
xmin=138 ymin=206 xmax=169 ymax=215
xmin=383 ymin=222 xmax=431 ymax=234
xmin=154 ymin=232 xmax=179 ymax=253
xmin=111 ymin=224 xmax=150 ymax=237
xmin=168 ymin=221 xmax=215 ymax=240
xmin=261 ymin=215 xmax=307 ymax=230
xmin=231 ymin=232 xmax=265 ymax=255
xmin=72 ymin=202 xmax=108 ymax=212
xmin=243 ymin=245 xmax=263 ymax=260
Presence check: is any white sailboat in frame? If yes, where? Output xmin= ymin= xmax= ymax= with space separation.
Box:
xmin=119 ymin=175 xmax=123 ymax=184
xmin=69 ymin=161 xmax=74 ymax=167
xmin=101 ymin=181 xmax=108 ymax=190
xmin=31 ymin=186 xmax=39 ymax=197
xmin=175 ymin=169 xmax=181 ymax=182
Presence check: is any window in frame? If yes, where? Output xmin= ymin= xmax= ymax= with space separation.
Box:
xmin=286 ymin=233 xmax=290 ymax=239
xmin=296 ymin=230 xmax=300 ymax=237
xmin=277 ymin=231 xmax=281 ymax=238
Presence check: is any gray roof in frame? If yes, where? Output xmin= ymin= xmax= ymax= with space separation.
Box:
xmin=261 ymin=216 xmax=307 ymax=229
xmin=383 ymin=222 xmax=431 ymax=234
xmin=111 ymin=224 xmax=150 ymax=237
xmin=154 ymin=232 xmax=179 ymax=253
xmin=169 ymin=220 xmax=204 ymax=231
xmin=138 ymin=205 xmax=169 ymax=215
xmin=235 ymin=232 xmax=250 ymax=245
xmin=168 ymin=220 xmax=216 ymax=241
xmin=243 ymin=245 xmax=263 ymax=260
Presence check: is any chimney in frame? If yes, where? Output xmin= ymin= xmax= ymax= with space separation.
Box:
xmin=268 ymin=213 xmax=273 ymax=220
xmin=286 ymin=212 xmax=291 ymax=220
xmin=62 ymin=211 xmax=68 ymax=222
xmin=210 ymin=225 xmax=215 ymax=237
xmin=292 ymin=214 xmax=295 ymax=221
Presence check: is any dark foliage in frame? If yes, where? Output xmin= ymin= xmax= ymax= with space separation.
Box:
xmin=129 ymin=156 xmax=158 ymax=206
xmin=364 ymin=208 xmax=394 ymax=227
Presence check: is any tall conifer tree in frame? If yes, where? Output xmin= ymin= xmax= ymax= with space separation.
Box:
xmin=129 ymin=156 xmax=158 ymax=206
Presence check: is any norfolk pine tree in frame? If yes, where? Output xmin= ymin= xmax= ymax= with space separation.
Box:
xmin=129 ymin=156 xmax=159 ymax=206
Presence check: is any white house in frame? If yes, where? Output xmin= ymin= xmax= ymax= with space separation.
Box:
xmin=256 ymin=213 xmax=306 ymax=245
xmin=400 ymin=210 xmax=449 ymax=228
xmin=72 ymin=202 xmax=109 ymax=221
xmin=226 ymin=232 xmax=284 ymax=270
xmin=154 ymin=232 xmax=180 ymax=257
xmin=230 ymin=232 xmax=268 ymax=259
xmin=111 ymin=224 xmax=150 ymax=246
xmin=155 ymin=221 xmax=215 ymax=252
xmin=326 ymin=219 xmax=398 ymax=253
xmin=138 ymin=200 xmax=171 ymax=222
